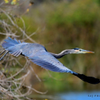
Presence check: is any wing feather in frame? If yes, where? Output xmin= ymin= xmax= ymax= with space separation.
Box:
xmin=11 ymin=50 xmax=22 ymax=57
xmin=29 ymin=51 xmax=74 ymax=73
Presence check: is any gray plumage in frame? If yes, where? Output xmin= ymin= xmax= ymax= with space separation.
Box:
xmin=0 ymin=37 xmax=100 ymax=84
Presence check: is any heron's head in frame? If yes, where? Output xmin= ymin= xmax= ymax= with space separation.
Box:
xmin=62 ymin=48 xmax=94 ymax=54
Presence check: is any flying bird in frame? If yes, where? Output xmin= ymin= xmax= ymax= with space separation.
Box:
xmin=0 ymin=37 xmax=100 ymax=84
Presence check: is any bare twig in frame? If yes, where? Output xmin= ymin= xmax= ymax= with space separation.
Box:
xmin=0 ymin=2 xmax=45 ymax=99
xmin=0 ymin=8 xmax=36 ymax=43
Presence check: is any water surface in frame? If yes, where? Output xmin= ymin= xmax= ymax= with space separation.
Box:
xmin=57 ymin=91 xmax=100 ymax=100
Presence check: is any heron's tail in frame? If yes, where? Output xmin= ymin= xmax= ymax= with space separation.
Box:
xmin=2 ymin=37 xmax=20 ymax=49
xmin=72 ymin=72 xmax=100 ymax=84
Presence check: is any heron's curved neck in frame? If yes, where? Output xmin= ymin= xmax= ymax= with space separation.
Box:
xmin=50 ymin=50 xmax=69 ymax=59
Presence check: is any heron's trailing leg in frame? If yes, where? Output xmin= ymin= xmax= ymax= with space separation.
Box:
xmin=0 ymin=51 xmax=8 ymax=61
xmin=73 ymin=73 xmax=100 ymax=84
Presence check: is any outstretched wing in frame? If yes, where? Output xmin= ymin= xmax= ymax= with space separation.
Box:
xmin=28 ymin=50 xmax=74 ymax=74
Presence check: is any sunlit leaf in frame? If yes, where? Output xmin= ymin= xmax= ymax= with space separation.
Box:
xmin=4 ymin=0 xmax=9 ymax=3
xmin=26 ymin=8 xmax=29 ymax=12
xmin=11 ymin=0 xmax=17 ymax=5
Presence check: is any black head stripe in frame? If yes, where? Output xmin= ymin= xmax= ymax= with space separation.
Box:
xmin=73 ymin=48 xmax=79 ymax=50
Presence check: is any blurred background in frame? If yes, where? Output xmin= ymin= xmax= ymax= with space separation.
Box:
xmin=0 ymin=0 xmax=100 ymax=100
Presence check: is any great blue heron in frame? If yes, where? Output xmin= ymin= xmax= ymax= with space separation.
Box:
xmin=0 ymin=37 xmax=100 ymax=84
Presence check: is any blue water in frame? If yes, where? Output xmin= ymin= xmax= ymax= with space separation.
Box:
xmin=57 ymin=91 xmax=100 ymax=100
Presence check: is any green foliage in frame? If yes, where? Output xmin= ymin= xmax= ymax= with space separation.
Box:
xmin=94 ymin=0 xmax=100 ymax=5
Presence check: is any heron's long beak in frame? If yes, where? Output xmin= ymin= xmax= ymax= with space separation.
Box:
xmin=82 ymin=50 xmax=94 ymax=53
